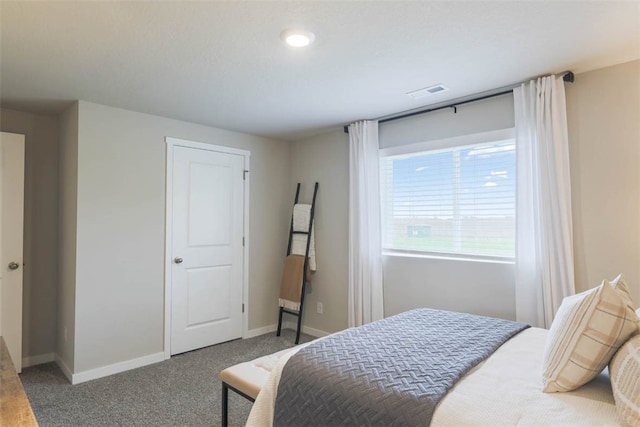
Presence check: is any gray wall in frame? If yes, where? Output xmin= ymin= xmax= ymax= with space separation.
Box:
xmin=289 ymin=130 xmax=349 ymax=334
xmin=379 ymin=94 xmax=515 ymax=148
xmin=2 ymin=59 xmax=638 ymax=373
xmin=71 ymin=101 xmax=291 ymax=373
xmin=383 ymin=256 xmax=515 ymax=319
xmin=57 ymin=103 xmax=79 ymax=371
xmin=2 ymin=99 xmax=292 ymax=375
xmin=566 ymin=60 xmax=640 ymax=302
xmin=291 ymin=61 xmax=640 ymax=334
xmin=288 ymin=99 xmax=519 ymax=334
xmin=286 ymin=96 xmax=526 ymax=330
xmin=0 ymin=108 xmax=59 ymax=361
xmin=379 ymin=95 xmax=517 ymax=320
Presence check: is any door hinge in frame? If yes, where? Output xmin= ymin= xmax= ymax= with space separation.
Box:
xmin=243 ymin=170 xmax=249 ymax=180
xmin=242 ymin=304 xmax=245 ymax=313
xmin=242 ymin=237 xmax=245 ymax=246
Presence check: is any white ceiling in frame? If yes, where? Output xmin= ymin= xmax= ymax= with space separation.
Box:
xmin=1 ymin=1 xmax=638 ymax=141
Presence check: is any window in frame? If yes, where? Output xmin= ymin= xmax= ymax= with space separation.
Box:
xmin=380 ymin=129 xmax=515 ymax=259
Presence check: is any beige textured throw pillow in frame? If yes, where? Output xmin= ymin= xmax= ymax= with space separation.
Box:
xmin=610 ymin=334 xmax=640 ymax=426
xmin=610 ymin=274 xmax=636 ymax=307
xmin=542 ymin=276 xmax=640 ymax=392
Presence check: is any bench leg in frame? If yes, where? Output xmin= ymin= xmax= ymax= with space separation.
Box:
xmin=222 ymin=382 xmax=229 ymax=427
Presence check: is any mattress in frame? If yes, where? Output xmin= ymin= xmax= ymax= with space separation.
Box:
xmin=247 ymin=327 xmax=620 ymax=426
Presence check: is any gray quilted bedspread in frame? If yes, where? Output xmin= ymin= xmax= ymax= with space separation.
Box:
xmin=273 ymin=308 xmax=529 ymax=427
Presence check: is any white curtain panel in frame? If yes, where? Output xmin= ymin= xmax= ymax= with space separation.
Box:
xmin=514 ymin=75 xmax=575 ymax=329
xmin=348 ymin=120 xmax=384 ymax=327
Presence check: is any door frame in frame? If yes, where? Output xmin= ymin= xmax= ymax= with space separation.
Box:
xmin=164 ymin=137 xmax=250 ymax=360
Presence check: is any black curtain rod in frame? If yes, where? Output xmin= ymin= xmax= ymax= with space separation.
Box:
xmin=343 ymin=71 xmax=575 ymax=133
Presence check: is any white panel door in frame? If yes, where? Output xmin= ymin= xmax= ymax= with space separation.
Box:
xmin=0 ymin=132 xmax=25 ymax=372
xmin=170 ymin=145 xmax=244 ymax=355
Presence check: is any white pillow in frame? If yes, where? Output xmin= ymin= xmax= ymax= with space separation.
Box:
xmin=610 ymin=334 xmax=640 ymax=426
xmin=542 ymin=275 xmax=640 ymax=392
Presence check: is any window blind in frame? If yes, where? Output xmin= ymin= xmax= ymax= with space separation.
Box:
xmin=380 ymin=134 xmax=515 ymax=259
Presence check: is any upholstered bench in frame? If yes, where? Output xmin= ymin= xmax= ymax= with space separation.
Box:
xmin=219 ymin=346 xmax=300 ymax=427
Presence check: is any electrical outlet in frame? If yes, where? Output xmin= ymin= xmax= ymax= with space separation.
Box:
xmin=316 ymin=302 xmax=323 ymax=315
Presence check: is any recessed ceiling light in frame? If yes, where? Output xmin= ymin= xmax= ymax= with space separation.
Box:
xmin=280 ymin=29 xmax=315 ymax=47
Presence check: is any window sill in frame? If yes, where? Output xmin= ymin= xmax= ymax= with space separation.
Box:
xmin=382 ymin=250 xmax=515 ymax=265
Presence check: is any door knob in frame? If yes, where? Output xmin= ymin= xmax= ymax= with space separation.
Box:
xmin=8 ymin=261 xmax=19 ymax=270
xmin=174 ymin=257 xmax=183 ymax=264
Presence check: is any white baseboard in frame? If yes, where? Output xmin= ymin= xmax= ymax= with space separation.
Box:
xmin=70 ymin=352 xmax=165 ymax=385
xmin=282 ymin=321 xmax=330 ymax=338
xmin=245 ymin=323 xmax=278 ymax=338
xmin=22 ymin=352 xmax=56 ymax=368
xmin=246 ymin=322 xmax=330 ymax=339
xmin=55 ymin=354 xmax=74 ymax=383
xmin=37 ymin=323 xmax=329 ymax=385
xmin=49 ymin=321 xmax=328 ymax=385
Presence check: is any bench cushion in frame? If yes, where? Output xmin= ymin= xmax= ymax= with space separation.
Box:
xmin=220 ymin=346 xmax=299 ymax=400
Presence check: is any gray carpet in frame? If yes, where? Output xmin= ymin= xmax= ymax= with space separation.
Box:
xmin=20 ymin=330 xmax=313 ymax=426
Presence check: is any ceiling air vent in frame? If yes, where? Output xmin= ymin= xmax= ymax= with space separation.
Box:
xmin=406 ymin=84 xmax=449 ymax=100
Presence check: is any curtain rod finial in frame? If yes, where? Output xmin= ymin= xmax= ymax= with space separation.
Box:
xmin=563 ymin=71 xmax=575 ymax=83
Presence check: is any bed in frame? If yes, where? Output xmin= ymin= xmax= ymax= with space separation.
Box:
xmin=246 ymin=331 xmax=620 ymax=426
xmin=225 ymin=277 xmax=638 ymax=426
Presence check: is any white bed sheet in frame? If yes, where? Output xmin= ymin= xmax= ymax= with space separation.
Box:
xmin=431 ymin=327 xmax=618 ymax=426
xmin=247 ymin=328 xmax=620 ymax=426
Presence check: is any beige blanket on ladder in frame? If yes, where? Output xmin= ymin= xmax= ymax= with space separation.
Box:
xmin=278 ymin=255 xmax=310 ymax=311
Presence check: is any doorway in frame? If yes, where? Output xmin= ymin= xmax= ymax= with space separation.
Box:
xmin=164 ymin=137 xmax=249 ymax=357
